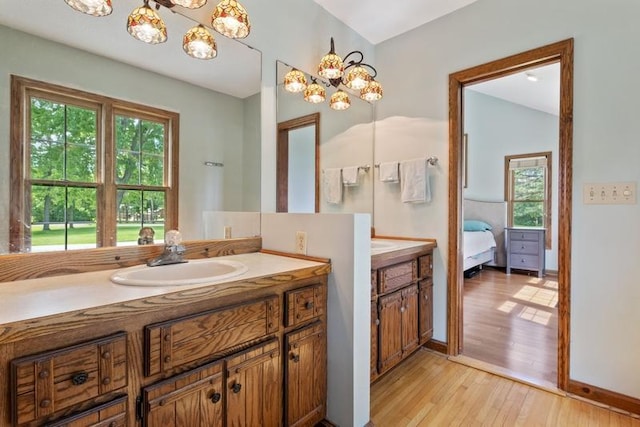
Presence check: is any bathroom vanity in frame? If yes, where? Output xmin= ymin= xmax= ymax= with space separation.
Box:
xmin=0 ymin=240 xmax=331 ymax=427
xmin=370 ymin=238 xmax=436 ymax=383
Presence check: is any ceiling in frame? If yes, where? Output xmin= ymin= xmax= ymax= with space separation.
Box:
xmin=313 ymin=0 xmax=479 ymax=45
xmin=0 ymin=0 xmax=260 ymax=98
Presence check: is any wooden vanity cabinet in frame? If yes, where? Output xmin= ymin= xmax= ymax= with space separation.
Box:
xmin=371 ymin=243 xmax=435 ymax=382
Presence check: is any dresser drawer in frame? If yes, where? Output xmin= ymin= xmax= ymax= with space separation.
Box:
xmin=145 ymin=296 xmax=280 ymax=376
xmin=378 ymin=260 xmax=417 ymax=294
xmin=285 ymin=284 xmax=325 ymax=327
xmin=11 ymin=332 xmax=128 ymax=426
xmin=45 ymin=395 xmax=127 ymax=427
xmin=510 ymin=254 xmax=540 ymax=270
xmin=509 ymin=240 xmax=540 ymax=255
xmin=509 ymin=230 xmax=541 ymax=242
xmin=418 ymin=254 xmax=433 ymax=280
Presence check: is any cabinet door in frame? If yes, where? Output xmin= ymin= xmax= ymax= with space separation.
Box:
xmin=370 ymin=301 xmax=379 ymax=382
xmin=285 ymin=322 xmax=326 ymax=427
xmin=378 ymin=291 xmax=403 ymax=373
xmin=401 ymin=284 xmax=419 ymax=355
xmin=142 ymin=360 xmax=224 ymax=427
xmin=225 ymin=339 xmax=281 ymax=427
xmin=418 ymin=280 xmax=433 ymax=345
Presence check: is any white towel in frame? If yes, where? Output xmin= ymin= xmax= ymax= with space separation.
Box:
xmin=342 ymin=166 xmax=359 ymax=186
xmin=400 ymin=158 xmax=431 ymax=203
xmin=323 ymin=168 xmax=343 ymax=204
xmin=379 ymin=161 xmax=399 ymax=182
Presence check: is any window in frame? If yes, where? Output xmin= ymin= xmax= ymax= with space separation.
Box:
xmin=504 ymin=152 xmax=552 ymax=249
xmin=10 ymin=76 xmax=178 ymax=253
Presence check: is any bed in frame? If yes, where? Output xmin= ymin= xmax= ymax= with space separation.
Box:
xmin=463 ymin=199 xmax=507 ymax=272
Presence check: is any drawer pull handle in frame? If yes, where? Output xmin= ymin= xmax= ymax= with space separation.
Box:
xmin=210 ymin=392 xmax=221 ymax=403
xmin=40 ymin=399 xmax=51 ymax=408
xmin=71 ymin=372 xmax=89 ymax=385
xmin=290 ymin=353 xmax=300 ymax=363
xmin=232 ymin=383 xmax=242 ymax=394
xmin=305 ymin=301 xmax=314 ymax=310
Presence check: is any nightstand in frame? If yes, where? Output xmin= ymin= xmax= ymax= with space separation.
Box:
xmin=506 ymin=227 xmax=545 ymax=277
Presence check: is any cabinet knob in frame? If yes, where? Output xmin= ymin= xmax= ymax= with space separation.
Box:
xmin=210 ymin=392 xmax=221 ymax=403
xmin=40 ymin=399 xmax=51 ymax=408
xmin=109 ymin=422 xmax=117 ymax=427
xmin=38 ymin=369 xmax=49 ymax=379
xmin=102 ymin=351 xmax=111 ymax=359
xmin=71 ymin=372 xmax=89 ymax=385
xmin=424 ymin=294 xmax=429 ymax=300
xmin=164 ymin=334 xmax=171 ymax=342
xmin=164 ymin=356 xmax=171 ymax=363
xmin=290 ymin=353 xmax=300 ymax=363
xmin=400 ymin=306 xmax=405 ymax=313
xmin=231 ymin=382 xmax=242 ymax=394
xmin=102 ymin=377 xmax=111 ymax=385
xmin=375 ymin=318 xmax=380 ymax=326
xmin=305 ymin=301 xmax=314 ymax=310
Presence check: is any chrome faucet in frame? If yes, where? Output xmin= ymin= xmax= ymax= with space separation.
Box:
xmin=147 ymin=230 xmax=187 ymax=267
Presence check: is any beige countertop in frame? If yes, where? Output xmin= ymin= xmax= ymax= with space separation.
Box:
xmin=0 ymin=252 xmax=327 ymax=327
xmin=371 ymin=238 xmax=435 ymax=255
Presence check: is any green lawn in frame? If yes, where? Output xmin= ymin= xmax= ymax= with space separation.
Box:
xmin=31 ymin=223 xmax=165 ymax=246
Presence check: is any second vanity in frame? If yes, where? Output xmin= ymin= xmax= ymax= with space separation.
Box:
xmin=0 ymin=241 xmax=331 ymax=427
xmin=370 ymin=238 xmax=436 ymax=383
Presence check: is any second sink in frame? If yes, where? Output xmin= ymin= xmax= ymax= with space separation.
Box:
xmin=110 ymin=258 xmax=249 ymax=286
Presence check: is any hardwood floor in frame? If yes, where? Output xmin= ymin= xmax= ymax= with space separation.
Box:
xmin=370 ymin=349 xmax=640 ymax=426
xmin=462 ymin=268 xmax=557 ymax=385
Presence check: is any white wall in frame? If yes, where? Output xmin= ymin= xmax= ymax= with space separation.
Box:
xmin=261 ymin=213 xmax=371 ymax=427
xmin=375 ymin=0 xmax=640 ymax=400
xmin=464 ymin=90 xmax=559 ymax=270
xmin=0 ymin=25 xmax=255 ymax=247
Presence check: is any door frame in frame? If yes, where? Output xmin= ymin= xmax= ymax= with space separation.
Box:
xmin=276 ymin=113 xmax=320 ymax=212
xmin=447 ymin=39 xmax=574 ymax=389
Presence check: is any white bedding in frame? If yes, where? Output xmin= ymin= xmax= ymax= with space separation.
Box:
xmin=464 ymin=230 xmax=496 ymax=259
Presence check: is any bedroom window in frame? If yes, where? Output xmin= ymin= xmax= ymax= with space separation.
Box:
xmin=10 ymin=76 xmax=179 ymax=253
xmin=504 ymin=152 xmax=552 ymax=249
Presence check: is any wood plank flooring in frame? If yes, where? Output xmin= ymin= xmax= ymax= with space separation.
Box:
xmin=462 ymin=268 xmax=558 ymax=385
xmin=370 ymin=349 xmax=640 ymax=426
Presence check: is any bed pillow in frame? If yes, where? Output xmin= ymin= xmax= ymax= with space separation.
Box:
xmin=464 ymin=219 xmax=492 ymax=232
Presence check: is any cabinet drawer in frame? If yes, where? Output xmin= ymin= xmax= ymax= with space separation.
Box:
xmin=509 ymin=240 xmax=540 ymax=255
xmin=509 ymin=230 xmax=541 ymax=242
xmin=285 ymin=284 xmax=325 ymax=328
xmin=418 ymin=254 xmax=433 ymax=279
xmin=510 ymin=254 xmax=540 ymax=270
xmin=46 ymin=395 xmax=127 ymax=427
xmin=11 ymin=332 xmax=128 ymax=426
xmin=378 ymin=260 xmax=417 ymax=294
xmin=145 ymin=296 xmax=280 ymax=376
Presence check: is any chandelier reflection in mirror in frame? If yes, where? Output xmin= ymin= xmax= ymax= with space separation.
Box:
xmin=64 ymin=0 xmax=249 ymax=60
xmin=283 ymin=37 xmax=383 ymax=111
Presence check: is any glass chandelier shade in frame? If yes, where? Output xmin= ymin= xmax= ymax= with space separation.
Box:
xmin=211 ymin=0 xmax=251 ymax=39
xmin=127 ymin=2 xmax=167 ymax=44
xmin=64 ymin=0 xmax=112 ymax=16
xmin=172 ymin=0 xmax=208 ymax=9
xmin=330 ymin=90 xmax=351 ymax=111
xmin=344 ymin=65 xmax=371 ymax=90
xmin=284 ymin=69 xmax=308 ymax=93
xmin=183 ymin=25 xmax=217 ymax=59
xmin=318 ymin=52 xmax=344 ymax=80
xmin=304 ymin=82 xmax=326 ymax=104
xmin=360 ymin=79 xmax=383 ymax=102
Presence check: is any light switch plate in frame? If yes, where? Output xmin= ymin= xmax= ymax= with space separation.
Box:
xmin=583 ymin=182 xmax=636 ymax=204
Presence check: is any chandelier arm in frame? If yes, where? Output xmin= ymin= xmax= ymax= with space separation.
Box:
xmin=153 ymin=0 xmax=176 ymax=9
xmin=342 ymin=50 xmax=365 ymax=67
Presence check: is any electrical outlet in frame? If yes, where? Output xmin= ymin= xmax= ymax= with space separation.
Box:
xmin=295 ymin=231 xmax=307 ymax=255
xmin=583 ymin=182 xmax=637 ymax=204
xmin=224 ymin=226 xmax=232 ymax=239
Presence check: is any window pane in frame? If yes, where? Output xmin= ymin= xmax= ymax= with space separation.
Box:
xmin=116 ymin=189 xmax=165 ymax=245
xmin=142 ymin=153 xmax=164 ymax=186
xmin=115 ymin=116 xmax=141 ymax=185
xmin=66 ymin=187 xmax=97 ymax=249
xmin=30 ymin=98 xmax=65 ymax=180
xmin=513 ymin=201 xmax=544 ymax=227
xmin=141 ymin=120 xmax=165 ymax=185
xmin=30 ymin=185 xmax=66 ymax=251
xmin=66 ymin=106 xmax=97 ymax=182
xmin=513 ymin=167 xmax=544 ymax=200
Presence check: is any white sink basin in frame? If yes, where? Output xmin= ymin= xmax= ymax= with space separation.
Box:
xmin=371 ymin=240 xmax=398 ymax=252
xmin=110 ymin=258 xmax=248 ymax=286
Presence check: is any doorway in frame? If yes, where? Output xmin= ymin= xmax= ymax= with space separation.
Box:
xmin=447 ymin=39 xmax=574 ymax=389
xmin=276 ymin=113 xmax=320 ymax=212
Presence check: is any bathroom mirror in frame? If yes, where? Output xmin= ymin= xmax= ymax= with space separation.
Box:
xmin=0 ymin=0 xmax=261 ymax=254
xmin=276 ymin=60 xmax=374 ymax=215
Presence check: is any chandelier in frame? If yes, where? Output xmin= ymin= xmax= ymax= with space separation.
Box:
xmin=64 ymin=0 xmax=250 ymax=59
xmin=283 ymin=37 xmax=383 ymax=111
